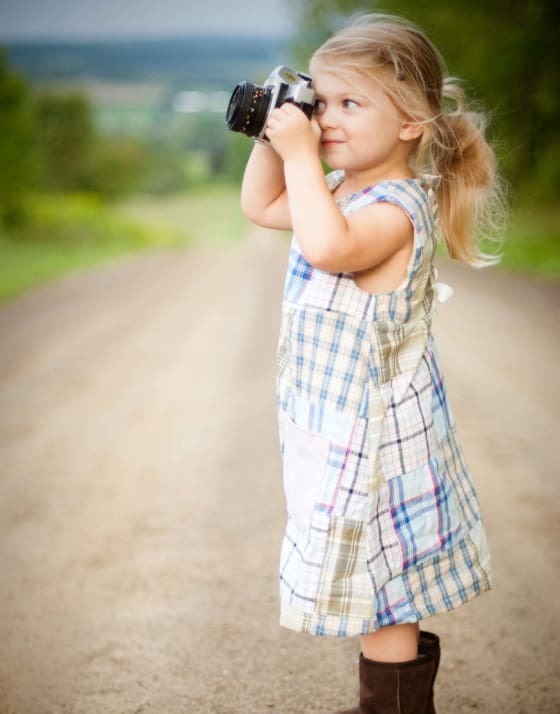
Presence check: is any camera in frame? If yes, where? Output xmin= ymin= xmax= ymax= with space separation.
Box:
xmin=225 ymin=65 xmax=315 ymax=141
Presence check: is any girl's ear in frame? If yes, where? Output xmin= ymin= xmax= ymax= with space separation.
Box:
xmin=399 ymin=120 xmax=423 ymax=141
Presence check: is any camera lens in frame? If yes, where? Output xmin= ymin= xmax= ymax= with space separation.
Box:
xmin=225 ymin=81 xmax=271 ymax=138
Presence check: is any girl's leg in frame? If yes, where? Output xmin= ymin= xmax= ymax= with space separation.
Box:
xmin=336 ymin=624 xmax=439 ymax=714
xmin=360 ymin=622 xmax=420 ymax=662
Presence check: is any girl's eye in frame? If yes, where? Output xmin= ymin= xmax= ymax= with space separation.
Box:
xmin=313 ymin=100 xmax=326 ymax=115
xmin=342 ymin=99 xmax=359 ymax=109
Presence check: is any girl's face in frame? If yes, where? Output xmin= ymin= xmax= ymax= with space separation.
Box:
xmin=312 ymin=69 xmax=418 ymax=183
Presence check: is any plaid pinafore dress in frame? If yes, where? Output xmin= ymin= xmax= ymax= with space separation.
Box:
xmin=276 ymin=171 xmax=492 ymax=637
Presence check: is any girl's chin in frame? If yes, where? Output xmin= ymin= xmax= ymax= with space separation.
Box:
xmin=320 ymin=156 xmax=343 ymax=170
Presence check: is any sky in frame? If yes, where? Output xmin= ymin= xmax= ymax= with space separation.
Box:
xmin=0 ymin=0 xmax=296 ymax=40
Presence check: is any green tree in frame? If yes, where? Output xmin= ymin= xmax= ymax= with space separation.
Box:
xmin=291 ymin=0 xmax=560 ymax=198
xmin=34 ymin=91 xmax=152 ymax=198
xmin=89 ymin=137 xmax=147 ymax=198
xmin=0 ymin=51 xmax=38 ymax=225
xmin=221 ymin=132 xmax=252 ymax=183
xmin=34 ymin=91 xmax=97 ymax=192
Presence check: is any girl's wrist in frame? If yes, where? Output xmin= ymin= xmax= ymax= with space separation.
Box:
xmin=283 ymin=150 xmax=323 ymax=174
xmin=253 ymin=138 xmax=276 ymax=152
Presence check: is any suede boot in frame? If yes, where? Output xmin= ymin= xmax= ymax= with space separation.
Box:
xmin=336 ymin=642 xmax=438 ymax=714
xmin=418 ymin=632 xmax=440 ymax=714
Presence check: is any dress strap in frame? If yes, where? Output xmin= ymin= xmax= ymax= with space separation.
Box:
xmin=326 ymin=170 xmax=345 ymax=193
xmin=417 ymin=174 xmax=441 ymax=192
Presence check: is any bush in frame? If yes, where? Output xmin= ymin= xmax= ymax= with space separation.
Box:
xmin=0 ymin=192 xmax=184 ymax=302
xmin=0 ymin=51 xmax=38 ymax=226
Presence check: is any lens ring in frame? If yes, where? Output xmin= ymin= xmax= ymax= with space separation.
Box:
xmin=225 ymin=82 xmax=270 ymax=137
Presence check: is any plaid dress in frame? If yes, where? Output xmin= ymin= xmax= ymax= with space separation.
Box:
xmin=276 ymin=171 xmax=492 ymax=637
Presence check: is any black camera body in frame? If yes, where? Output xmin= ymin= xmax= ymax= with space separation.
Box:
xmin=225 ymin=65 xmax=316 ymax=141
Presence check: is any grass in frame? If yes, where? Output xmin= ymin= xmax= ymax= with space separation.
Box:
xmin=119 ymin=184 xmax=249 ymax=247
xmin=434 ymin=203 xmax=560 ymax=277
xmin=0 ymin=193 xmax=184 ymax=303
xmin=491 ymin=204 xmax=560 ymax=277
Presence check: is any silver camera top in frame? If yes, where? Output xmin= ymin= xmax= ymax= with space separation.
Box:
xmin=264 ymin=66 xmax=316 ymax=112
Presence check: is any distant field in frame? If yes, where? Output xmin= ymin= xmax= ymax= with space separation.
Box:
xmin=5 ymin=36 xmax=287 ymax=87
xmin=33 ymin=77 xmax=172 ymax=136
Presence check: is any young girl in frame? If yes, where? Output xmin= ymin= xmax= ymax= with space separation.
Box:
xmin=241 ymin=13 xmax=501 ymax=714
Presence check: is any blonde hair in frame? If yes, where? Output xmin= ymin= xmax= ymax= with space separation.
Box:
xmin=310 ymin=14 xmax=506 ymax=266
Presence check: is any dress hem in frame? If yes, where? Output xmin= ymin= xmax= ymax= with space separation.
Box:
xmin=279 ymin=577 xmax=492 ymax=638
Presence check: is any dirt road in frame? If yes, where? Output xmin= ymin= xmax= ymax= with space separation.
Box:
xmin=0 ymin=232 xmax=558 ymax=714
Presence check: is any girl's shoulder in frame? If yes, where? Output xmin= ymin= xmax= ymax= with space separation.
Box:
xmin=328 ymin=171 xmax=439 ymax=241
xmin=327 ymin=170 xmax=439 ymax=205
xmin=357 ymin=175 xmax=439 ymax=220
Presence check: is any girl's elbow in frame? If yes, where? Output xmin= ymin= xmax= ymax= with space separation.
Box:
xmin=241 ymin=196 xmax=292 ymax=230
xmin=240 ymin=196 xmax=265 ymax=225
xmin=303 ymin=244 xmax=343 ymax=273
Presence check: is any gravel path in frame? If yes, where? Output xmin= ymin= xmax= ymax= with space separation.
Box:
xmin=0 ymin=231 xmax=558 ymax=713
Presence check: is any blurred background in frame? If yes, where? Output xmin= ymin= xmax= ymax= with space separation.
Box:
xmin=0 ymin=0 xmax=558 ymax=302
xmin=0 ymin=4 xmax=559 ymax=713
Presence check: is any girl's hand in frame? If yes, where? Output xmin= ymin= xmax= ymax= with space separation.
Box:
xmin=265 ymin=103 xmax=321 ymax=163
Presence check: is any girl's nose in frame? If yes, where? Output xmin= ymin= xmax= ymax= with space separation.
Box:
xmin=317 ymin=106 xmax=337 ymax=129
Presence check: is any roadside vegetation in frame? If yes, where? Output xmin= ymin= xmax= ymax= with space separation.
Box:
xmin=0 ymin=193 xmax=181 ymax=302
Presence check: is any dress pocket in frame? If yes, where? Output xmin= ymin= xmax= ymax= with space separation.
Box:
xmin=386 ymin=455 xmax=463 ymax=571
xmin=282 ymin=418 xmax=330 ymax=533
xmin=367 ymin=455 xmax=465 ymax=588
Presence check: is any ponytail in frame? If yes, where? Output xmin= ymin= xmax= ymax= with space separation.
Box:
xmin=415 ymin=80 xmax=505 ymax=266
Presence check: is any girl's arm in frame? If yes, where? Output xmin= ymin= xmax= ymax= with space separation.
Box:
xmin=266 ymin=104 xmax=413 ymax=273
xmin=240 ymin=141 xmax=292 ymax=230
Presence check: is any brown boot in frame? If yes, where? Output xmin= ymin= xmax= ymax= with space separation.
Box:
xmin=419 ymin=632 xmax=440 ymax=714
xmin=335 ymin=647 xmax=437 ymax=714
